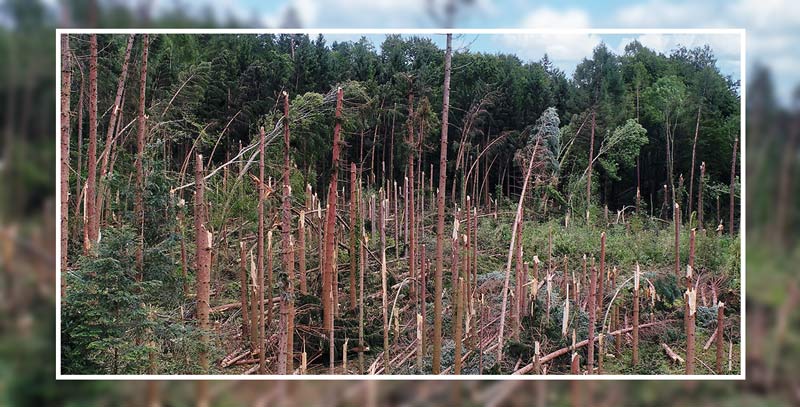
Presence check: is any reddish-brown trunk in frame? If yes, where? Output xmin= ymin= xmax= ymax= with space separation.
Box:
xmin=239 ymin=241 xmax=250 ymax=342
xmin=134 ymin=34 xmax=149 ymax=281
xmin=432 ymin=33 xmax=452 ymax=374
xmin=586 ymin=110 xmax=596 ymax=207
xmin=281 ymin=92 xmax=295 ymax=373
xmin=323 ymin=87 xmax=344 ymax=334
xmin=730 ymin=137 xmax=738 ymax=234
xmin=632 ymin=264 xmax=640 ymax=366
xmin=698 ymin=162 xmax=706 ymax=229
xmin=194 ymin=154 xmax=211 ymax=373
xmin=257 ymin=125 xmax=266 ymax=374
xmin=349 ymin=162 xmax=358 ymax=310
xmin=84 ymin=34 xmax=99 ymax=251
xmin=60 ymin=34 xmax=71 ymax=295
xmin=587 ymin=261 xmax=597 ymax=374
xmin=407 ymin=91 xmax=417 ymax=302
xmin=688 ymin=104 xmax=702 ymax=218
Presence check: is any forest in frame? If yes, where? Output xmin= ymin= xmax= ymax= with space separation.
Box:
xmin=59 ymin=32 xmax=741 ymax=376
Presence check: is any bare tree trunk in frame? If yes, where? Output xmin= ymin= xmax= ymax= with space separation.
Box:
xmin=358 ymin=219 xmax=366 ymax=374
xmin=498 ymin=137 xmax=541 ymax=363
xmin=632 ymin=263 xmax=640 ymax=367
xmin=598 ymin=231 xmax=606 ymax=324
xmin=688 ymin=104 xmax=702 ymax=219
xmin=587 ymin=257 xmax=597 ymax=374
xmin=686 ymin=229 xmax=696 ymax=374
xmin=349 ymin=162 xmax=358 ymax=310
xmin=134 ymin=34 xmax=149 ymax=281
xmin=586 ymin=110 xmax=596 ymax=207
xmin=716 ymin=302 xmax=725 ymax=373
xmin=730 ymin=137 xmax=738 ymax=234
xmin=84 ymin=34 xmax=99 ymax=252
xmin=674 ymin=203 xmax=681 ymax=277
xmin=380 ymin=193 xmax=390 ymax=374
xmin=60 ymin=34 xmax=71 ymax=295
xmin=298 ymin=210 xmax=307 ymax=294
xmin=698 ymin=162 xmax=705 ymax=230
xmin=407 ymin=91 xmax=417 ymax=302
xmin=73 ymin=72 xmax=85 ymax=245
xmin=433 ymin=33 xmax=452 ymax=374
xmin=195 ymin=154 xmax=211 ymax=374
xmin=97 ymin=34 xmax=135 ymax=232
xmin=239 ymin=241 xmax=250 ymax=342
xmin=454 ymin=277 xmax=464 ymax=374
xmin=257 ymin=125 xmax=266 ymax=374
xmin=323 ymin=87 xmax=344 ymax=334
xmin=281 ymin=92 xmax=295 ymax=373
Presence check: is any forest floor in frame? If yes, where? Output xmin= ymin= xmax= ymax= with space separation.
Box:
xmin=200 ymin=202 xmax=741 ymax=376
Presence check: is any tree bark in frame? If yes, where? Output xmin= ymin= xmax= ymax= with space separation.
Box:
xmin=97 ymin=34 xmax=135 ymax=233
xmin=586 ymin=110 xmax=596 ymax=207
xmin=730 ymin=137 xmax=738 ymax=234
xmin=633 ymin=263 xmax=640 ymax=367
xmin=281 ymin=92 xmax=295 ymax=373
xmin=239 ymin=241 xmax=250 ymax=342
xmin=433 ymin=33 xmax=452 ymax=374
xmin=688 ymin=104 xmax=702 ymax=219
xmin=698 ymin=162 xmax=705 ymax=230
xmin=323 ymin=87 xmax=344 ymax=334
xmin=349 ymin=162 xmax=358 ymax=310
xmin=194 ymin=154 xmax=211 ymax=374
xmin=407 ymin=91 xmax=417 ymax=302
xmin=60 ymin=34 xmax=71 ymax=296
xmin=134 ymin=34 xmax=148 ymax=281
xmin=716 ymin=302 xmax=725 ymax=373
xmin=587 ymin=259 xmax=597 ymax=374
xmin=380 ymin=193 xmax=390 ymax=374
xmin=257 ymin=125 xmax=266 ymax=374
xmin=84 ymin=34 xmax=99 ymax=251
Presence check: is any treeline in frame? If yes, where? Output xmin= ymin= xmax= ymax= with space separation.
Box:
xmin=62 ymin=33 xmax=739 ymax=221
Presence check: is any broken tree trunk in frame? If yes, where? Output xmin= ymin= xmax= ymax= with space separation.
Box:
xmin=433 ymin=33 xmax=452 ymax=375
xmin=349 ymin=162 xmax=358 ymax=310
xmin=730 ymin=137 xmax=738 ymax=235
xmin=194 ymin=154 xmax=211 ymax=374
xmin=257 ymin=125 xmax=266 ymax=375
xmin=698 ymin=162 xmax=705 ymax=230
xmin=380 ymin=193 xmax=390 ymax=374
xmin=716 ymin=301 xmax=725 ymax=373
xmin=498 ymin=137 xmax=541 ymax=363
xmin=239 ymin=241 xmax=250 ymax=342
xmin=323 ymin=87 xmax=344 ymax=335
xmin=633 ymin=263 xmax=640 ymax=367
xmin=281 ymin=91 xmax=295 ymax=373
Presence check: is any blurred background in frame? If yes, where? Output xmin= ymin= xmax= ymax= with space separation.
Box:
xmin=1 ymin=0 xmax=797 ymax=405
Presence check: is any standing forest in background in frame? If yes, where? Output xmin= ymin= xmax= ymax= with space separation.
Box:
xmin=59 ymin=33 xmax=741 ymax=376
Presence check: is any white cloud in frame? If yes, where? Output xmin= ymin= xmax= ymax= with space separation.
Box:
xmin=501 ymin=7 xmax=601 ymax=70
xmin=520 ymin=7 xmax=590 ymax=29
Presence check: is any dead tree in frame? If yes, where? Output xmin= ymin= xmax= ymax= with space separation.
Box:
xmin=432 ymin=33 xmax=452 ymax=374
xmin=257 ymin=126 xmax=266 ymax=374
xmin=674 ymin=203 xmax=681 ymax=277
xmin=407 ymin=90 xmax=417 ymax=302
xmin=323 ymin=87 xmax=344 ymax=335
xmin=698 ymin=162 xmax=706 ymax=230
xmin=281 ymin=92 xmax=295 ymax=373
xmin=194 ymin=154 xmax=211 ymax=374
xmin=686 ymin=229 xmax=697 ymax=374
xmin=716 ymin=301 xmax=725 ymax=373
xmin=134 ymin=34 xmax=149 ymax=281
xmin=239 ymin=241 xmax=250 ymax=342
xmin=97 ymin=34 xmax=135 ymax=234
xmin=84 ymin=34 xmax=98 ymax=252
xmin=586 ymin=110 xmax=596 ymax=208
xmin=497 ymin=137 xmax=541 ymax=363
xmin=380 ymin=194 xmax=390 ymax=374
xmin=730 ymin=137 xmax=738 ymax=234
xmin=633 ymin=263 xmax=640 ymax=367
xmin=349 ymin=162 xmax=358 ymax=310
xmin=587 ymin=261 xmax=597 ymax=374
xmin=60 ymin=33 xmax=71 ymax=294
xmin=454 ymin=277 xmax=464 ymax=374
xmin=688 ymin=104 xmax=702 ymax=218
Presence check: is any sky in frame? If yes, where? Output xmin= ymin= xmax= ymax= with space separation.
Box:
xmin=162 ymin=0 xmax=794 ymax=104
